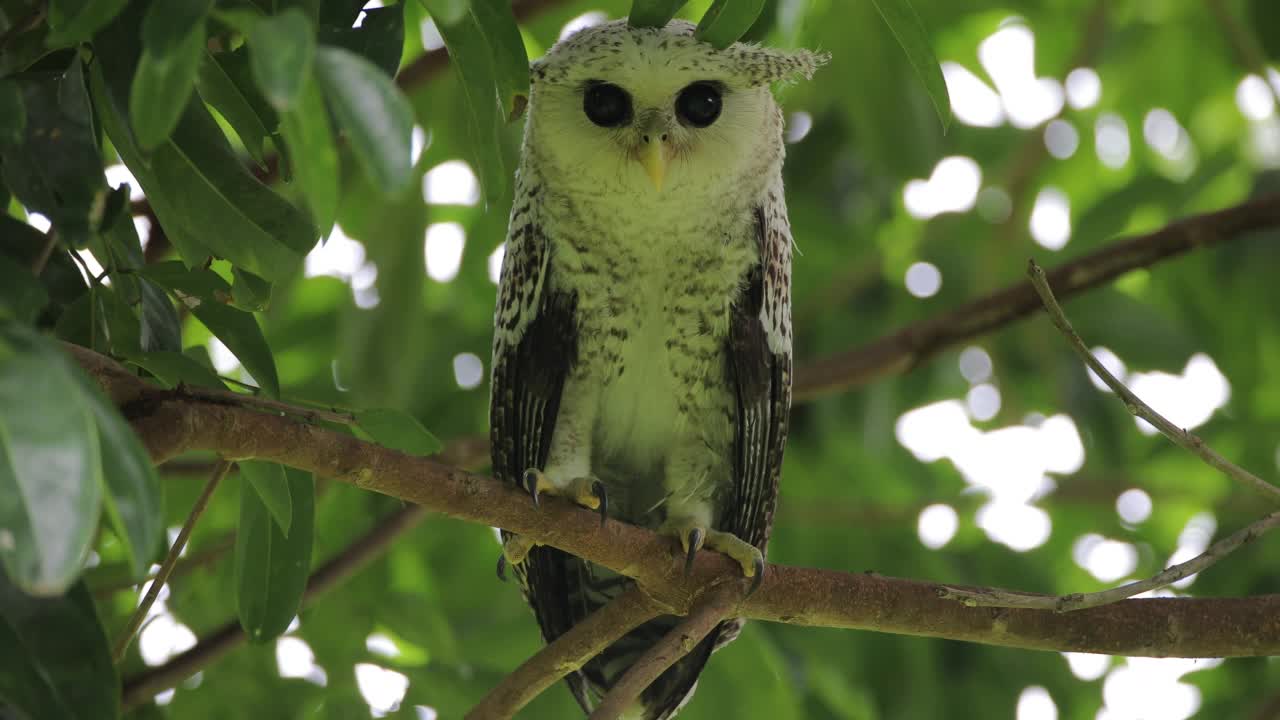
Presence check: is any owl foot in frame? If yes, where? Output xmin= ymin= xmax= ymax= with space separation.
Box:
xmin=522 ymin=469 xmax=608 ymax=527
xmin=661 ymin=522 xmax=766 ymax=597
xmin=502 ymin=533 xmax=538 ymax=567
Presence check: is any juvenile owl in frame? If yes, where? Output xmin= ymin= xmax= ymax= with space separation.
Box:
xmin=490 ymin=18 xmax=824 ymax=719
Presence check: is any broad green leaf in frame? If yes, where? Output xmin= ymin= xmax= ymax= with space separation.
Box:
xmin=468 ymin=0 xmax=529 ymax=120
xmin=423 ymin=0 xmax=469 ymax=25
xmin=0 ymin=324 xmax=101 ymax=596
xmin=416 ymin=4 xmax=504 ymax=200
xmin=239 ymin=460 xmax=292 ymax=536
xmin=126 ymin=350 xmax=227 ymax=389
xmin=137 ymin=261 xmax=281 ymax=396
xmin=235 ymin=468 xmax=314 ymax=642
xmin=866 ymin=0 xmax=950 ymax=131
xmin=92 ymin=61 xmax=316 ymax=280
xmin=694 ymin=0 xmax=767 ymax=49
xmin=69 ymin=367 xmax=162 ymax=581
xmin=0 ymin=216 xmax=87 ymax=319
xmin=279 ymin=74 xmax=338 ymax=234
xmin=0 ymin=78 xmax=24 ymax=144
xmin=0 ymin=252 xmax=49 ymax=322
xmin=231 ymin=267 xmax=273 ymax=312
xmin=318 ymin=4 xmax=405 ymax=79
xmin=247 ymin=8 xmax=316 ymax=111
xmin=196 ymin=50 xmax=271 ymax=165
xmin=314 ymin=46 xmax=414 ymax=195
xmin=355 ymin=408 xmax=444 ymax=456
xmin=45 ymin=0 xmax=129 ymax=45
xmin=0 ymin=58 xmax=105 ymax=247
xmin=130 ymin=0 xmax=212 ymax=148
xmin=97 ymin=199 xmax=181 ymax=353
xmin=629 ymin=0 xmax=687 ymax=27
xmin=0 ymin=577 xmax=118 ymax=720
xmin=92 ymin=284 xmax=141 ymax=356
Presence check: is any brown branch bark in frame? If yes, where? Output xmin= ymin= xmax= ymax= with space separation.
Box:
xmin=74 ymin=346 xmax=1280 ymax=662
xmin=467 ymin=585 xmax=662 ymax=720
xmin=587 ymin=586 xmax=738 ymax=720
xmin=793 ymin=191 xmax=1280 ymax=401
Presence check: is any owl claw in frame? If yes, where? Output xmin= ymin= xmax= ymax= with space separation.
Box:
xmin=684 ymin=527 xmax=705 ymax=575
xmin=522 ymin=469 xmax=542 ymax=507
xmin=496 ymin=553 xmax=508 ymax=582
xmin=592 ymin=480 xmax=608 ymax=527
xmin=747 ymin=556 xmax=766 ymax=597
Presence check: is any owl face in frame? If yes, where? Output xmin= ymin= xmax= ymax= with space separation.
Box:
xmin=526 ymin=20 xmax=824 ymax=199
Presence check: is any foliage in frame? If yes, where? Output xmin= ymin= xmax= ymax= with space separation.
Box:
xmin=1 ymin=0 xmax=1279 ymax=718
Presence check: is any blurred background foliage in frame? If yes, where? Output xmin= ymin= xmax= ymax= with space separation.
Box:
xmin=2 ymin=0 xmax=1280 ymax=718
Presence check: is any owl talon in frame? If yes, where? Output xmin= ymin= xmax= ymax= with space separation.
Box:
xmin=684 ymin=527 xmax=705 ymax=575
xmin=747 ymin=556 xmax=766 ymax=597
xmin=592 ymin=480 xmax=608 ymax=527
xmin=496 ymin=553 xmax=508 ymax=582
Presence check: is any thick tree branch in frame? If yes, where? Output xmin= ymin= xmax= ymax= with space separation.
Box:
xmin=587 ymin=586 xmax=738 ymax=720
xmin=793 ymin=192 xmax=1280 ymax=401
xmin=72 ymin=346 xmax=1280 ymax=660
xmin=467 ymin=585 xmax=662 ymax=720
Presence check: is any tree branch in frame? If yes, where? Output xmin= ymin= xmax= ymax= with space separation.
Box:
xmin=793 ymin=191 xmax=1280 ymax=401
xmin=72 ymin=346 xmax=1280 ymax=661
xmin=467 ymin=585 xmax=662 ymax=720
xmin=587 ymin=586 xmax=738 ymax=720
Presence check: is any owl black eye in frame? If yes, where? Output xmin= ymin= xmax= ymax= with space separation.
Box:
xmin=583 ymin=82 xmax=632 ymax=127
xmin=675 ymin=82 xmax=722 ymax=128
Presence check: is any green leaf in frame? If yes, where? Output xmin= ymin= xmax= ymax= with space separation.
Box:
xmin=231 ymin=267 xmax=273 ymax=312
xmin=196 ymin=50 xmax=272 ymax=166
xmin=866 ymin=0 xmax=951 ymax=131
xmin=129 ymin=0 xmax=212 ymax=148
xmin=137 ymin=262 xmax=280 ymax=396
xmin=468 ymin=0 xmax=529 ymax=120
xmin=279 ymin=74 xmax=338 ymax=234
xmin=0 ymin=324 xmax=101 ymax=596
xmin=92 ymin=61 xmax=316 ymax=281
xmin=629 ymin=0 xmax=687 ymax=27
xmin=126 ymin=350 xmax=227 ymax=389
xmin=97 ymin=200 xmax=182 ymax=353
xmin=68 ymin=367 xmax=162 ymax=581
xmin=0 ymin=577 xmax=118 ymax=720
xmin=694 ymin=0 xmax=767 ymax=49
xmin=416 ymin=3 xmax=504 ymax=200
xmin=0 ymin=78 xmax=25 ymax=145
xmin=239 ymin=460 xmax=292 ymax=536
xmin=235 ymin=467 xmax=314 ymax=642
xmin=46 ymin=0 xmax=129 ymax=45
xmin=314 ymin=46 xmax=414 ymax=195
xmin=0 ymin=252 xmax=50 ymax=323
xmin=247 ymin=8 xmax=316 ymax=111
xmin=422 ymin=0 xmax=469 ymax=25
xmin=0 ymin=216 xmax=87 ymax=320
xmin=318 ymin=4 xmax=405 ymax=79
xmin=355 ymin=408 xmax=443 ymax=456
xmin=0 ymin=57 xmax=105 ymax=247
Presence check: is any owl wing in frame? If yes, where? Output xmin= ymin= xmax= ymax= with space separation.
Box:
xmin=489 ymin=169 xmax=584 ymax=643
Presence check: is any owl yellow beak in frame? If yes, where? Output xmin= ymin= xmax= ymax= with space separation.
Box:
xmin=639 ymin=138 xmax=668 ymax=192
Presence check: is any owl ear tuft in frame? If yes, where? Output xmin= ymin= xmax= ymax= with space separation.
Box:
xmin=732 ymin=46 xmax=830 ymax=86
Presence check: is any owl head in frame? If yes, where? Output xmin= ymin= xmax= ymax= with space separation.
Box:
xmin=525 ymin=19 xmax=826 ymax=198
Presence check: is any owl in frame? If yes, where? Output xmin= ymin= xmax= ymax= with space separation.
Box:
xmin=489 ymin=18 xmax=824 ymax=719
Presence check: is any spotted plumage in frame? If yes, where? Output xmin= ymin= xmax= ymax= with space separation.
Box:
xmin=490 ymin=18 xmax=824 ymax=719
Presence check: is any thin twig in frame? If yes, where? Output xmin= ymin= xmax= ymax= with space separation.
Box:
xmin=175 ymin=384 xmax=356 ymax=426
xmin=941 ymin=510 xmax=1280 ymax=611
xmin=1027 ymin=259 xmax=1280 ymax=502
xmin=1204 ymin=0 xmax=1280 ymax=110
xmin=587 ymin=586 xmax=737 ymax=720
xmin=113 ymin=460 xmax=231 ymax=663
xmin=122 ymin=503 xmax=429 ymax=708
xmin=467 ymin=585 xmax=662 ymax=720
xmin=30 ymin=231 xmax=58 ymax=276
xmin=92 ymin=532 xmax=235 ymax=598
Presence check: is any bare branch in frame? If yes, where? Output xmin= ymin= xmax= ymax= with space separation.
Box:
xmin=113 ymin=461 xmax=230 ymax=663
xmin=941 ymin=510 xmax=1280 ymax=611
xmin=72 ymin=346 xmax=1280 ymax=661
xmin=1026 ymin=259 xmax=1280 ymax=502
xmin=173 ymin=384 xmax=356 ymax=426
xmin=588 ymin=586 xmax=738 ymax=720
xmin=793 ymin=192 xmax=1280 ymax=401
xmin=467 ymin=585 xmax=662 ymax=720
